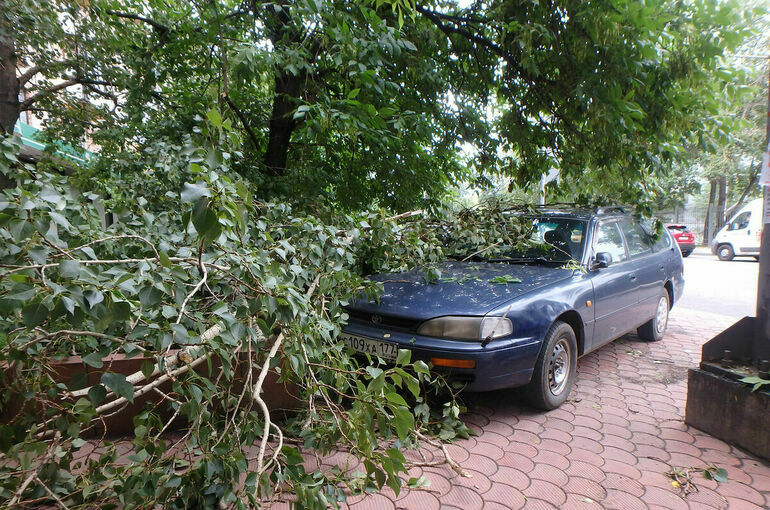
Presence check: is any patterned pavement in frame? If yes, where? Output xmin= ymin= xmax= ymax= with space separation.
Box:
xmin=270 ymin=308 xmax=770 ymax=509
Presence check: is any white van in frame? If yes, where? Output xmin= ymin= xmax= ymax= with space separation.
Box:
xmin=710 ymin=198 xmax=761 ymax=261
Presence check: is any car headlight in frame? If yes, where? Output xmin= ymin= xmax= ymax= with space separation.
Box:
xmin=417 ymin=316 xmax=513 ymax=341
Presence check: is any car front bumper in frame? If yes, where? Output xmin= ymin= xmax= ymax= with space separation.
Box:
xmin=341 ymin=320 xmax=542 ymax=392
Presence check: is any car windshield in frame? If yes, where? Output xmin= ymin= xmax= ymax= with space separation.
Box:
xmin=490 ymin=217 xmax=587 ymax=263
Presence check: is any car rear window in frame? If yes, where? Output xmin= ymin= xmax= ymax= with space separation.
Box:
xmin=620 ymin=219 xmax=652 ymax=257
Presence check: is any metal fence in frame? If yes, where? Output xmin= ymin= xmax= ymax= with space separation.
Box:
xmin=656 ymin=204 xmax=710 ymax=245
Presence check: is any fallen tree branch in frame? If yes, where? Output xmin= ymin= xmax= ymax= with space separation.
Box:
xmin=254 ymin=273 xmax=321 ymax=478
xmin=413 ymin=430 xmax=471 ymax=478
xmin=67 ymin=324 xmax=222 ymax=400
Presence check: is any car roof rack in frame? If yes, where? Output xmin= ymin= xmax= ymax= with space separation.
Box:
xmin=595 ymin=205 xmax=628 ymax=214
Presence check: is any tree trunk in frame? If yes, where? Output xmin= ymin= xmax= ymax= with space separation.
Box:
xmin=0 ymin=36 xmax=20 ymax=135
xmin=703 ymin=178 xmax=717 ymax=244
xmin=716 ymin=175 xmax=727 ymax=232
xmin=263 ymin=73 xmax=300 ymax=176
xmin=726 ymin=159 xmax=760 ymax=218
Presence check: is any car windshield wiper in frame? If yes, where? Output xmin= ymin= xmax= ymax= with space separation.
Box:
xmin=486 ymin=256 xmax=560 ymax=264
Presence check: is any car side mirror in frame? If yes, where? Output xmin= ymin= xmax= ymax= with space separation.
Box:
xmin=592 ymin=252 xmax=612 ymax=269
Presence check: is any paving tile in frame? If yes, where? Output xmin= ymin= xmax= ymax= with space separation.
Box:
xmin=640 ymin=486 xmax=689 ymax=510
xmin=713 ymin=481 xmax=767 ymax=506
xmin=393 ymin=490 xmax=441 ymax=510
xmin=568 ymin=447 xmax=607 ymax=467
xmin=564 ymin=476 xmax=607 ymax=501
xmin=482 ymin=482 xmax=526 ymax=508
xmin=464 ymin=453 xmax=499 ymax=476
xmin=440 ymin=484 xmax=485 ymax=508
xmin=531 ymin=449 xmax=570 ymax=470
xmin=522 ymin=478 xmax=567 ymax=506
xmin=602 ymin=487 xmax=649 ymax=509
xmin=521 ymin=498 xmax=560 ymax=509
xmin=686 ymin=487 xmax=728 ymax=509
xmin=497 ymin=451 xmax=535 ymax=473
xmin=473 ymin=440 xmax=505 ymax=461
xmin=489 ymin=465 xmax=530 ymax=490
xmin=529 ymin=463 xmax=569 ymax=487
xmin=563 ymin=493 xmax=605 ymax=508
xmin=540 ymin=427 xmax=573 ymax=444
xmin=721 ymin=498 xmax=767 ymax=510
xmin=565 ymin=460 xmax=607 ymax=483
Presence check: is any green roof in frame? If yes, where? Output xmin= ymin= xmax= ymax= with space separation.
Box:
xmin=14 ymin=121 xmax=96 ymax=165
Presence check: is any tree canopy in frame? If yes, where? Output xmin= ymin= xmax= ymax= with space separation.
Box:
xmin=1 ymin=0 xmax=756 ymax=210
xmin=0 ymin=0 xmax=762 ymax=507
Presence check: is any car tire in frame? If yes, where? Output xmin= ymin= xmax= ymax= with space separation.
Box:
xmin=637 ymin=290 xmax=669 ymax=342
xmin=524 ymin=321 xmax=577 ymax=410
xmin=681 ymin=250 xmax=692 ymax=257
xmin=717 ymin=244 xmax=734 ymax=261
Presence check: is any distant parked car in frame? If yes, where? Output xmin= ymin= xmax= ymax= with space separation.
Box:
xmin=710 ymin=199 xmax=761 ymax=261
xmin=341 ymin=206 xmax=684 ymax=410
xmin=666 ymin=224 xmax=696 ymax=257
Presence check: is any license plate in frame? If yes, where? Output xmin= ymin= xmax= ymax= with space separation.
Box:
xmin=340 ymin=333 xmax=399 ymax=361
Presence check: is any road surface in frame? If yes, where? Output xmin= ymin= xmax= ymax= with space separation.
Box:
xmin=676 ymin=246 xmax=758 ymax=319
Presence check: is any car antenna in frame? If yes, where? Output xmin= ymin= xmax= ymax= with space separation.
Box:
xmin=481 ymin=336 xmax=492 ymax=348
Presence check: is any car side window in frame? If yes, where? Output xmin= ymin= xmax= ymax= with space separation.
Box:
xmin=728 ymin=212 xmax=751 ymax=231
xmin=619 ymin=219 xmax=652 ymax=257
xmin=594 ymin=222 xmax=628 ymax=263
xmin=655 ymin=228 xmax=672 ymax=251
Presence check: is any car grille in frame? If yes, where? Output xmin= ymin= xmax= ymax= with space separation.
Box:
xmin=345 ymin=309 xmax=421 ymax=331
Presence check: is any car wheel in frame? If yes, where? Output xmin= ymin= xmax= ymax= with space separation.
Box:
xmin=637 ymin=290 xmax=669 ymax=342
xmin=524 ymin=321 xmax=577 ymax=410
xmin=717 ymin=244 xmax=734 ymax=261
xmin=681 ymin=250 xmax=692 ymax=258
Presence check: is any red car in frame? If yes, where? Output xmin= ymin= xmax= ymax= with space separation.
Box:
xmin=666 ymin=224 xmax=696 ymax=257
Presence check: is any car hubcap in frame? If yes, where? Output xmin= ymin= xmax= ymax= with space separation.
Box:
xmin=720 ymin=248 xmax=729 ymax=258
xmin=548 ymin=338 xmax=570 ymax=395
xmin=655 ymin=296 xmax=668 ymax=335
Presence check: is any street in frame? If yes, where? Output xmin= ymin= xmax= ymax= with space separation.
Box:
xmin=676 ymin=246 xmax=758 ymax=318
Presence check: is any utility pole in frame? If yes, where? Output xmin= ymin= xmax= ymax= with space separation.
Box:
xmin=755 ymin=57 xmax=770 ymax=360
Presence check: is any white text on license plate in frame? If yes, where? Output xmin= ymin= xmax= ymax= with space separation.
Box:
xmin=341 ymin=333 xmax=398 ymax=361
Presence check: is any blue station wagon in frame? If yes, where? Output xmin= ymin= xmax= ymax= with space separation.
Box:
xmin=341 ymin=206 xmax=684 ymax=409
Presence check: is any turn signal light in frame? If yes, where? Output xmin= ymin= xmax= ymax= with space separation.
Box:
xmin=430 ymin=357 xmax=476 ymax=369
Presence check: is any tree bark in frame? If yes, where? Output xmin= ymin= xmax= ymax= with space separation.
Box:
xmin=0 ymin=36 xmax=20 ymax=135
xmin=703 ymin=178 xmax=717 ymax=244
xmin=263 ymin=72 xmax=301 ymax=176
xmin=716 ymin=175 xmax=727 ymax=232
xmin=261 ymin=0 xmax=304 ymax=177
xmin=726 ymin=159 xmax=760 ymax=218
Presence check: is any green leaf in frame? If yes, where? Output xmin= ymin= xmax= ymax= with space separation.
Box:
xmin=88 ymin=384 xmax=107 ymax=406
xmin=22 ymin=302 xmax=49 ymax=327
xmin=206 ymin=109 xmax=223 ymax=127
xmin=101 ymin=372 xmax=135 ymax=403
xmin=180 ymin=182 xmax=212 ymax=203
xmin=712 ymin=468 xmax=728 ymax=483
xmin=191 ymin=200 xmax=221 ymax=242
xmin=739 ymin=375 xmax=770 ymax=392
xmin=159 ymin=251 xmax=172 ymax=268
xmin=59 ymin=259 xmax=80 ymax=278
xmin=489 ymin=275 xmax=522 ymax=284
xmin=396 ymin=348 xmax=411 ymax=366
xmin=385 ymin=391 xmax=408 ymax=407
xmin=391 ymin=405 xmax=414 ymax=439
xmin=82 ymin=352 xmax=104 ymax=369
xmin=365 ymin=366 xmax=383 ymax=379
xmin=138 ymin=286 xmax=163 ymax=308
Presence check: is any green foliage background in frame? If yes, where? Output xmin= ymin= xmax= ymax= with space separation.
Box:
xmin=0 ymin=0 xmax=764 ymax=507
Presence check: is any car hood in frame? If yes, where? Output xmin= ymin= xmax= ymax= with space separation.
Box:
xmin=351 ymin=261 xmax=574 ymax=320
